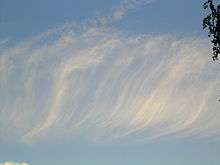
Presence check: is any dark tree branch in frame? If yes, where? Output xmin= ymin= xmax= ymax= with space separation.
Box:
xmin=203 ymin=0 xmax=220 ymax=61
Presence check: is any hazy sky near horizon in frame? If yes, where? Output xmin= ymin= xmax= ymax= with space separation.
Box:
xmin=1 ymin=0 xmax=220 ymax=165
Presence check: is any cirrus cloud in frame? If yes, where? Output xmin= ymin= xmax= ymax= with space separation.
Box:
xmin=0 ymin=162 xmax=30 ymax=165
xmin=0 ymin=26 xmax=220 ymax=144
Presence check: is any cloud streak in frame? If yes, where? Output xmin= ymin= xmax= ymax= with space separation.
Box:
xmin=0 ymin=162 xmax=30 ymax=165
xmin=0 ymin=27 xmax=220 ymax=144
xmin=110 ymin=0 xmax=154 ymax=21
xmin=83 ymin=0 xmax=154 ymax=27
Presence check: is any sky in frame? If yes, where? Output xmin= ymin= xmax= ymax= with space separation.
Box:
xmin=0 ymin=0 xmax=220 ymax=165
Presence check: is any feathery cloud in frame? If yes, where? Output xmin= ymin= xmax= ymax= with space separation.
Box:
xmin=0 ymin=162 xmax=30 ymax=165
xmin=0 ymin=26 xmax=220 ymax=144
xmin=86 ymin=0 xmax=154 ymax=27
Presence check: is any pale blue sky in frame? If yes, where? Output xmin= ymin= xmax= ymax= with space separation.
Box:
xmin=0 ymin=0 xmax=220 ymax=165
xmin=0 ymin=0 xmax=205 ymax=38
xmin=1 ymin=139 xmax=220 ymax=165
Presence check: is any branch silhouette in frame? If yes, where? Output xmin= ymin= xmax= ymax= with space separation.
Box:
xmin=203 ymin=0 xmax=220 ymax=61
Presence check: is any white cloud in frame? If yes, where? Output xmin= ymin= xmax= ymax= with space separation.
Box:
xmin=112 ymin=0 xmax=154 ymax=20
xmin=0 ymin=26 xmax=220 ymax=144
xmin=88 ymin=0 xmax=154 ymax=26
xmin=0 ymin=162 xmax=30 ymax=165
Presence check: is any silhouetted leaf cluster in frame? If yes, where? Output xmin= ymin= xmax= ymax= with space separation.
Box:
xmin=203 ymin=0 xmax=220 ymax=61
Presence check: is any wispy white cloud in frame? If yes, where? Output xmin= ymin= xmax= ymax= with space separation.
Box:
xmin=83 ymin=0 xmax=154 ymax=27
xmin=0 ymin=162 xmax=30 ymax=165
xmin=0 ymin=26 xmax=220 ymax=144
xmin=112 ymin=0 xmax=154 ymax=20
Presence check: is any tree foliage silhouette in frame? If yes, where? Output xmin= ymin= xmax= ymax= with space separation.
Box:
xmin=203 ymin=0 xmax=220 ymax=61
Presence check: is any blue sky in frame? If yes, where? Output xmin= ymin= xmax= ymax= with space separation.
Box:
xmin=1 ymin=0 xmax=205 ymax=38
xmin=1 ymin=0 xmax=220 ymax=165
